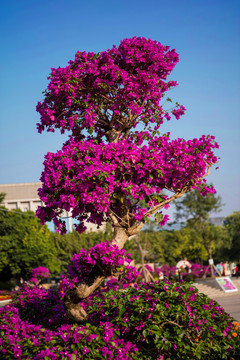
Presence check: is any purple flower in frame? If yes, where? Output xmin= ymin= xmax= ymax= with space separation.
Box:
xmin=135 ymin=321 xmax=145 ymax=330
xmin=82 ymin=346 xmax=90 ymax=354
xmin=188 ymin=293 xmax=197 ymax=302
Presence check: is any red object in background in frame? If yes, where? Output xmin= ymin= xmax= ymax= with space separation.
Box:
xmin=59 ymin=280 xmax=63 ymax=293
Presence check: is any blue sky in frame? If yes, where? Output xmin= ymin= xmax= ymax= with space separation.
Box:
xmin=0 ymin=0 xmax=239 ymax=219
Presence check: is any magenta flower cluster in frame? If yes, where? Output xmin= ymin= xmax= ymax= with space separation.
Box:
xmin=12 ymin=284 xmax=69 ymax=328
xmin=29 ymin=266 xmax=50 ymax=284
xmin=36 ymin=134 xmax=218 ymax=233
xmin=66 ymin=241 xmax=133 ymax=284
xmin=36 ymin=37 xmax=181 ymax=138
xmin=155 ymin=263 xmax=209 ymax=279
xmin=0 ymin=292 xmax=138 ymax=359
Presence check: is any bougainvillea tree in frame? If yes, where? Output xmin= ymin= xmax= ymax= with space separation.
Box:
xmin=29 ymin=266 xmax=50 ymax=284
xmin=36 ymin=37 xmax=219 ymax=321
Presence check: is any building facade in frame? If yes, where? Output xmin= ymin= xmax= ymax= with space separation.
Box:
xmin=0 ymin=182 xmax=105 ymax=233
xmin=0 ymin=182 xmax=43 ymax=213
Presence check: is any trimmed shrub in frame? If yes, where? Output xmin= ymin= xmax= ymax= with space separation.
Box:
xmin=0 ymin=280 xmax=240 ymax=359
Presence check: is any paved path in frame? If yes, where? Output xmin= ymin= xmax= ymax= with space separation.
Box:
xmin=213 ymin=295 xmax=240 ymax=322
xmin=0 ymin=299 xmax=12 ymax=308
xmin=194 ymin=278 xmax=240 ymax=322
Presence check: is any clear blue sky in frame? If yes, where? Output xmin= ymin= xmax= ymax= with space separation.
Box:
xmin=0 ymin=0 xmax=239 ymax=219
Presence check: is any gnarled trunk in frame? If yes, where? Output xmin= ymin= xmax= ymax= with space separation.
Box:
xmin=63 ymin=226 xmax=129 ymax=322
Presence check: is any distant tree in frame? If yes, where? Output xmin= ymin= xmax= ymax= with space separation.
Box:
xmin=0 ymin=193 xmax=6 ymax=204
xmin=212 ymin=226 xmax=231 ymax=263
xmin=125 ymin=230 xmax=183 ymax=266
xmin=174 ymin=186 xmax=224 ymax=276
xmin=124 ymin=231 xmax=163 ymax=265
xmin=51 ymin=227 xmax=112 ymax=272
xmin=174 ymin=185 xmax=223 ymax=224
xmin=0 ymin=207 xmax=60 ymax=281
xmin=170 ymin=227 xmax=208 ymax=263
xmin=224 ymin=211 xmax=240 ymax=262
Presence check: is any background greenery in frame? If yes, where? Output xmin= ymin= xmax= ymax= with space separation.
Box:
xmin=0 ymin=191 xmax=239 ymax=289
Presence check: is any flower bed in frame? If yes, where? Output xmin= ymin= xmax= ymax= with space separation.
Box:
xmin=0 ymin=280 xmax=240 ymax=359
xmin=0 ymin=290 xmax=13 ymax=301
xmin=0 ymin=295 xmax=12 ymax=301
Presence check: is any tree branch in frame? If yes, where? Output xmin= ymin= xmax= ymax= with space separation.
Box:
xmin=106 ymin=208 xmax=119 ymax=226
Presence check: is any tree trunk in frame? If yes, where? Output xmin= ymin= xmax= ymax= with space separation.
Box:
xmin=63 ymin=225 xmax=129 ymax=322
xmin=111 ymin=226 xmax=129 ymax=248
xmin=135 ymin=237 xmax=148 ymax=282
xmin=209 ymin=258 xmax=214 ymax=278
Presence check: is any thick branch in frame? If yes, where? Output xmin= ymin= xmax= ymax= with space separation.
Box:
xmin=63 ymin=263 xmax=107 ymax=322
xmin=111 ymin=226 xmax=129 ymax=248
xmin=107 ymin=208 xmax=120 ymax=226
xmin=105 ymin=129 xmax=122 ymax=143
xmin=63 ymin=229 xmax=129 ymax=322
xmin=128 ymin=167 xmax=212 ymax=236
xmin=128 ymin=187 xmax=190 ymax=236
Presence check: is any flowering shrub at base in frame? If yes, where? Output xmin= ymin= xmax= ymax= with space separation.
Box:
xmin=0 ymin=287 xmax=139 ymax=360
xmin=1 ymin=280 xmax=240 ymax=359
xmin=85 ymin=280 xmax=240 ymax=359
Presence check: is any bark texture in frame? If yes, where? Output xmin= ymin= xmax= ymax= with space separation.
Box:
xmin=64 ymin=275 xmax=105 ymax=322
xmin=63 ymin=226 xmax=129 ymax=322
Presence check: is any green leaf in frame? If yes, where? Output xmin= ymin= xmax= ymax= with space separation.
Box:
xmin=143 ymin=329 xmax=148 ymax=338
xmin=118 ymin=304 xmax=125 ymax=317
xmin=155 ymin=213 xmax=163 ymax=223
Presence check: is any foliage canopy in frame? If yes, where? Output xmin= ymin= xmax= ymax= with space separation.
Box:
xmin=36 ymin=37 xmax=219 ymax=238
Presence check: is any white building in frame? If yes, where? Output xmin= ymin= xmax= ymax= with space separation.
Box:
xmin=0 ymin=182 xmax=105 ymax=233
xmin=0 ymin=182 xmax=42 ymax=213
